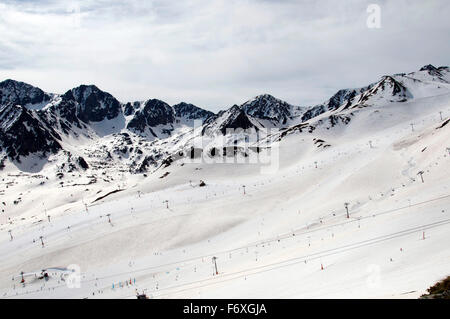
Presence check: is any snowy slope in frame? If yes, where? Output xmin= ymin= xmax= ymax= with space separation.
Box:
xmin=0 ymin=65 xmax=449 ymax=299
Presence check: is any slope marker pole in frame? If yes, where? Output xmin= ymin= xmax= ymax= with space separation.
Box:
xmin=417 ymin=171 xmax=425 ymax=183
xmin=212 ymin=256 xmax=218 ymax=275
xmin=344 ymin=202 xmax=350 ymax=219
xmin=106 ymin=213 xmax=112 ymax=225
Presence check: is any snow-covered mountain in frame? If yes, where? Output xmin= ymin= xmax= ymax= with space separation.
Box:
xmin=241 ymin=94 xmax=303 ymax=125
xmin=202 ymin=104 xmax=259 ymax=136
xmin=0 ymin=64 xmax=449 ymax=299
xmin=0 ymin=79 xmax=52 ymax=109
xmin=1 ymin=64 xmax=449 ymax=175
xmin=173 ymin=102 xmax=214 ymax=121
xmin=0 ymin=103 xmax=62 ymax=161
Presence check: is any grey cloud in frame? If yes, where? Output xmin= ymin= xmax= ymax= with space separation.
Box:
xmin=0 ymin=0 xmax=449 ymax=111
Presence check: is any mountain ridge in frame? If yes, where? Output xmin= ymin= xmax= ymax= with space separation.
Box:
xmin=0 ymin=64 xmax=448 ymax=173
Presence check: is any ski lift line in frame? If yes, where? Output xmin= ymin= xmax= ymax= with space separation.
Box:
xmin=123 ymin=218 xmax=450 ymax=299
xmin=142 ymin=188 xmax=447 ymax=250
xmin=11 ymin=269 xmax=79 ymax=282
xmin=10 ymin=217 xmax=450 ymax=300
xmin=148 ymin=218 xmax=450 ymax=298
xmin=259 ymin=193 xmax=450 ymax=247
xmin=176 ymin=191 xmax=450 ymax=264
xmin=9 ymin=144 xmax=442 ymax=236
xmin=6 ymin=192 xmax=450 ymax=288
xmin=4 ymin=192 xmax=449 ymax=297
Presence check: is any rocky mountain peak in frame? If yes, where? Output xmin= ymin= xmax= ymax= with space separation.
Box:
xmin=60 ymin=84 xmax=122 ymax=123
xmin=420 ymin=64 xmax=439 ymax=73
xmin=126 ymin=99 xmax=174 ymax=134
xmin=241 ymin=94 xmax=294 ymax=124
xmin=173 ymin=102 xmax=214 ymax=120
xmin=0 ymin=79 xmax=51 ymax=107
xmin=0 ymin=103 xmax=61 ymax=162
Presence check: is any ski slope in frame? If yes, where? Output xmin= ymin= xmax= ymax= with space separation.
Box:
xmin=1 ymin=91 xmax=450 ymax=299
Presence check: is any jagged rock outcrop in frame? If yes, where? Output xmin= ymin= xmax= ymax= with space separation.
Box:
xmin=355 ymin=76 xmax=412 ymax=106
xmin=202 ymin=105 xmax=259 ymax=136
xmin=127 ymin=99 xmax=174 ymax=134
xmin=0 ymin=104 xmax=62 ymax=161
xmin=58 ymin=85 xmax=122 ymax=123
xmin=173 ymin=102 xmax=214 ymax=120
xmin=0 ymin=64 xmax=448 ymax=172
xmin=0 ymin=79 xmax=51 ymax=107
xmin=241 ymin=94 xmax=294 ymax=124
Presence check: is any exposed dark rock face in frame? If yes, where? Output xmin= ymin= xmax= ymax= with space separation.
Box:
xmin=40 ymin=84 xmax=123 ymax=135
xmin=301 ymin=76 xmax=412 ymax=122
xmin=77 ymin=156 xmax=89 ymax=170
xmin=123 ymin=101 xmax=142 ymax=117
xmin=201 ymin=103 xmax=262 ymax=136
xmin=329 ymin=114 xmax=352 ymax=127
xmin=241 ymin=94 xmax=293 ymax=124
xmin=301 ymin=87 xmax=371 ymax=122
xmin=327 ymin=89 xmax=360 ymax=111
xmin=357 ymin=76 xmax=411 ymax=105
xmin=161 ymin=156 xmax=173 ymax=168
xmin=43 ymin=96 xmax=85 ymax=131
xmin=59 ymin=85 xmax=122 ymax=123
xmin=301 ymin=105 xmax=326 ymax=122
xmin=420 ymin=64 xmax=442 ymax=77
xmin=206 ymin=105 xmax=258 ymax=135
xmin=1 ymin=64 xmax=448 ymax=172
xmin=0 ymin=104 xmax=62 ymax=161
xmin=173 ymin=102 xmax=214 ymax=120
xmin=0 ymin=79 xmax=51 ymax=107
xmin=136 ymin=155 xmax=155 ymax=173
xmin=127 ymin=99 xmax=175 ymax=133
xmin=420 ymin=276 xmax=450 ymax=299
xmin=220 ymin=107 xmax=257 ymax=134
xmin=123 ymin=102 xmax=135 ymax=116
xmin=0 ymin=80 xmax=63 ymax=162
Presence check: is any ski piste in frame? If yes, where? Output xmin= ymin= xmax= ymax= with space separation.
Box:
xmin=1 ymin=65 xmax=450 ymax=299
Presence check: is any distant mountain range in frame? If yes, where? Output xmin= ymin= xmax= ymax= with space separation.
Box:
xmin=0 ymin=64 xmax=449 ymax=174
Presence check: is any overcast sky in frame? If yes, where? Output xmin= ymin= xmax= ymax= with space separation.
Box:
xmin=0 ymin=0 xmax=449 ymax=112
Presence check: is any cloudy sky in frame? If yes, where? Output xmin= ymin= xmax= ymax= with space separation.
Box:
xmin=0 ymin=0 xmax=449 ymax=111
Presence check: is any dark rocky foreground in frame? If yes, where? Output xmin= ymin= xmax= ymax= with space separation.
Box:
xmin=419 ymin=276 xmax=450 ymax=299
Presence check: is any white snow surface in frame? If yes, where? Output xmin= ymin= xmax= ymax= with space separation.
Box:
xmin=1 ymin=70 xmax=450 ymax=299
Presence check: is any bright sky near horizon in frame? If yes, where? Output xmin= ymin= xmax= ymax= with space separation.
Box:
xmin=0 ymin=0 xmax=449 ymax=111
